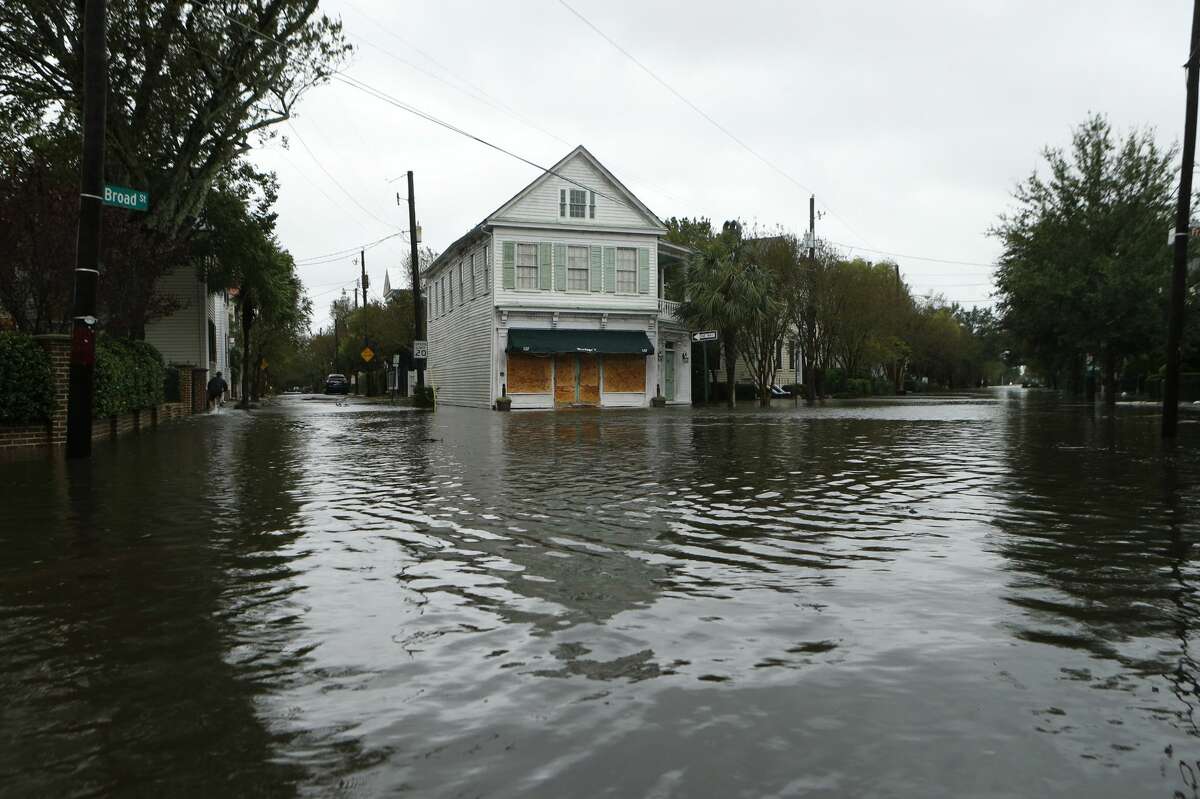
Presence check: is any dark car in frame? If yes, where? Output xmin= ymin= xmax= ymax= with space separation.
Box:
xmin=324 ymin=374 xmax=350 ymax=395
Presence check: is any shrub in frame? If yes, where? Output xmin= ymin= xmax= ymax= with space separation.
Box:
xmin=94 ymin=337 xmax=165 ymax=417
xmin=0 ymin=332 xmax=54 ymax=424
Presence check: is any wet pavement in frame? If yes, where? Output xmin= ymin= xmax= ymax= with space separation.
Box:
xmin=2 ymin=388 xmax=1200 ymax=797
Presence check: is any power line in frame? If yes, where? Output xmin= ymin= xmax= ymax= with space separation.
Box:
xmin=339 ymin=0 xmax=684 ymax=205
xmin=295 ymin=231 xmax=405 ymax=265
xmin=333 ymin=73 xmax=632 ymax=209
xmin=557 ymin=0 xmax=875 ymax=249
xmin=287 ymin=121 xmax=400 ymax=231
xmin=825 ymin=240 xmax=998 ymax=269
xmin=214 ymin=6 xmax=1000 ymax=275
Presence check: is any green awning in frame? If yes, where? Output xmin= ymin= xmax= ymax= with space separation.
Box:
xmin=505 ymin=328 xmax=655 ymax=355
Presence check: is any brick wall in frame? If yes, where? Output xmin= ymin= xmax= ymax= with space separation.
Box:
xmin=0 ymin=336 xmax=199 ymax=457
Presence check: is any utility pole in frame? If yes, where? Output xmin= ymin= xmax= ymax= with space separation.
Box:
xmin=406 ymin=171 xmax=426 ymax=397
xmin=354 ymin=278 xmax=359 ymax=309
xmin=1164 ymin=0 xmax=1200 ymax=439
xmin=66 ymin=0 xmax=107 ymax=459
xmin=808 ymin=194 xmax=816 ymax=260
xmin=360 ymin=249 xmax=368 ymax=305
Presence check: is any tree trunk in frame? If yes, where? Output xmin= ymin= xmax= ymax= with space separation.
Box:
xmin=1103 ymin=348 xmax=1118 ymax=407
xmin=723 ymin=333 xmax=736 ymax=408
xmin=239 ymin=297 xmax=253 ymax=410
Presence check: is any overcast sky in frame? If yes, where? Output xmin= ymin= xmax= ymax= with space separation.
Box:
xmin=249 ymin=0 xmax=1188 ymax=327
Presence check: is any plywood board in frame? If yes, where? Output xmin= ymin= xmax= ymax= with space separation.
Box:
xmin=579 ymin=354 xmax=600 ymax=405
xmin=508 ymin=353 xmax=551 ymax=393
xmin=554 ymin=354 xmax=576 ymax=406
xmin=604 ymin=355 xmax=646 ymax=393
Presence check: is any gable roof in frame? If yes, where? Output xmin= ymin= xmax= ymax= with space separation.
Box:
xmin=426 ymin=146 xmax=666 ymax=275
xmin=487 ymin=145 xmax=665 ymax=231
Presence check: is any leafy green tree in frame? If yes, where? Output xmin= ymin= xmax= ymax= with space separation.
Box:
xmin=992 ymin=114 xmax=1175 ymax=402
xmin=680 ymin=221 xmax=760 ymax=407
xmin=0 ymin=0 xmax=350 ymax=234
xmin=737 ymin=233 xmax=798 ymax=406
xmin=782 ymin=241 xmax=843 ymax=403
xmin=200 ymin=168 xmax=307 ymax=408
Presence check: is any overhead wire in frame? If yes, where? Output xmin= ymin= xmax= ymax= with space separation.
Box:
xmin=556 ymin=0 xmax=877 ymax=250
xmin=215 ymin=5 xmax=1001 ymax=289
xmin=295 ymin=231 xmax=406 ymax=264
xmin=287 ymin=121 xmax=401 ymax=231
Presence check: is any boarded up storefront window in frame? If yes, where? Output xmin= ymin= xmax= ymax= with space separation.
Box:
xmin=508 ymin=353 xmax=552 ymax=393
xmin=603 ymin=355 xmax=646 ymax=393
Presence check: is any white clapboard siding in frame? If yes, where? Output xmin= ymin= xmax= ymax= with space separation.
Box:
xmin=145 ymin=266 xmax=207 ymax=367
xmin=491 ymin=149 xmax=659 ymax=230
xmin=491 ymin=226 xmax=658 ymax=313
xmin=427 ymin=240 xmax=494 ymax=408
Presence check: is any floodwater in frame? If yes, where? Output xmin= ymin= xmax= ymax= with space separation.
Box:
xmin=2 ymin=390 xmax=1200 ymax=798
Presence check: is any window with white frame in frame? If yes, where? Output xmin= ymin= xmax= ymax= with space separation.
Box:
xmin=448 ymin=268 xmax=454 ymax=308
xmin=440 ymin=276 xmax=446 ymax=315
xmin=472 ymin=252 xmax=481 ymax=297
xmin=458 ymin=261 xmax=466 ymax=304
xmin=567 ymin=246 xmax=588 ymax=291
xmin=560 ymin=188 xmax=595 ymax=218
xmin=517 ymin=243 xmax=538 ymax=289
xmin=569 ymin=189 xmax=587 ymax=218
xmin=615 ymin=247 xmax=637 ymax=294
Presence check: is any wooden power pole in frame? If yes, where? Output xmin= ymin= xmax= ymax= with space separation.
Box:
xmin=66 ymin=0 xmax=107 ymax=458
xmin=407 ymin=170 xmax=425 ymax=396
xmin=360 ymin=248 xmax=368 ymax=305
xmin=1164 ymin=0 xmax=1200 ymax=438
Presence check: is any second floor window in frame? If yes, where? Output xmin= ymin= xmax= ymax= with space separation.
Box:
xmin=569 ymin=189 xmax=587 ymax=218
xmin=517 ymin=243 xmax=538 ymax=289
xmin=616 ymin=247 xmax=637 ymax=294
xmin=567 ymin=246 xmax=588 ymax=290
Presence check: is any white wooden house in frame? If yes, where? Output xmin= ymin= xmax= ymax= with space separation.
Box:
xmin=425 ymin=146 xmax=692 ymax=409
xmin=144 ymin=265 xmax=231 ymax=389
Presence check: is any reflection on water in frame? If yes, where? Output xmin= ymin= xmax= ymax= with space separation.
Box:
xmin=2 ymin=389 xmax=1200 ymax=797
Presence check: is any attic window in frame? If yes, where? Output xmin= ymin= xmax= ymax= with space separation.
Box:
xmin=560 ymin=188 xmax=595 ymax=219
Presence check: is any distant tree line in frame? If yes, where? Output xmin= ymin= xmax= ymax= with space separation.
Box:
xmin=668 ymin=218 xmax=1006 ymax=407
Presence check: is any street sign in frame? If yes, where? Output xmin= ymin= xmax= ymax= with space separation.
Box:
xmin=361 ymin=346 xmax=375 ymax=363
xmin=259 ymin=358 xmax=268 ymax=370
xmin=103 ymin=184 xmax=148 ymax=212
xmin=413 ymin=340 xmax=429 ymax=360
xmin=392 ymin=353 xmax=400 ymax=367
xmin=692 ymin=330 xmax=718 ymax=342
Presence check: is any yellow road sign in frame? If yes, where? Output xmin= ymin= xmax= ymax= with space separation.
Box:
xmin=259 ymin=358 xmax=268 ymax=370
xmin=361 ymin=346 xmax=375 ymax=363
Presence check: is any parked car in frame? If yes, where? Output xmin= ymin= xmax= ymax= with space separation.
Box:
xmin=324 ymin=374 xmax=350 ymax=395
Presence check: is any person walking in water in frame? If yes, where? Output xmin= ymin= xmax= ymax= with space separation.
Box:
xmin=207 ymin=371 xmax=228 ymax=412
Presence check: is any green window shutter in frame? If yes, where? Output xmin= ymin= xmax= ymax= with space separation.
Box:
xmin=559 ymin=189 xmax=566 ymax=217
xmin=538 ymin=242 xmax=552 ymax=290
xmin=603 ymin=247 xmax=616 ymax=294
xmin=589 ymin=246 xmax=602 ymax=291
xmin=502 ymin=241 xmax=515 ymax=289
xmin=553 ymin=243 xmax=567 ymax=291
xmin=637 ymin=247 xmax=650 ymax=294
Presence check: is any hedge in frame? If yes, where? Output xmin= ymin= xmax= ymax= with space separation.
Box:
xmin=0 ymin=332 xmax=54 ymax=424
xmin=94 ymin=337 xmax=165 ymax=418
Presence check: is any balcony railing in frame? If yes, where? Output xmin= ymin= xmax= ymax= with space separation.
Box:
xmin=658 ymin=298 xmax=681 ymax=320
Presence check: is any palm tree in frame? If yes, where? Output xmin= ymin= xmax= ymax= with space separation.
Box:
xmin=679 ymin=221 xmax=764 ymax=408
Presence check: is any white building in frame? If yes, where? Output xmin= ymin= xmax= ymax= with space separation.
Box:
xmin=144 ymin=265 xmax=231 ymax=388
xmin=425 ymin=145 xmax=692 ymax=409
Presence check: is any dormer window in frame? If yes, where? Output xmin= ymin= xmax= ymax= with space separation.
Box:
xmin=559 ymin=188 xmax=594 ymax=219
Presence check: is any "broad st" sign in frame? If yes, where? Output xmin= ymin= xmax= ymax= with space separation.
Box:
xmin=103 ymin=184 xmax=149 ymax=212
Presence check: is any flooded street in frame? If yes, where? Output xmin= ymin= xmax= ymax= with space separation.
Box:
xmin=3 ymin=389 xmax=1200 ymax=797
